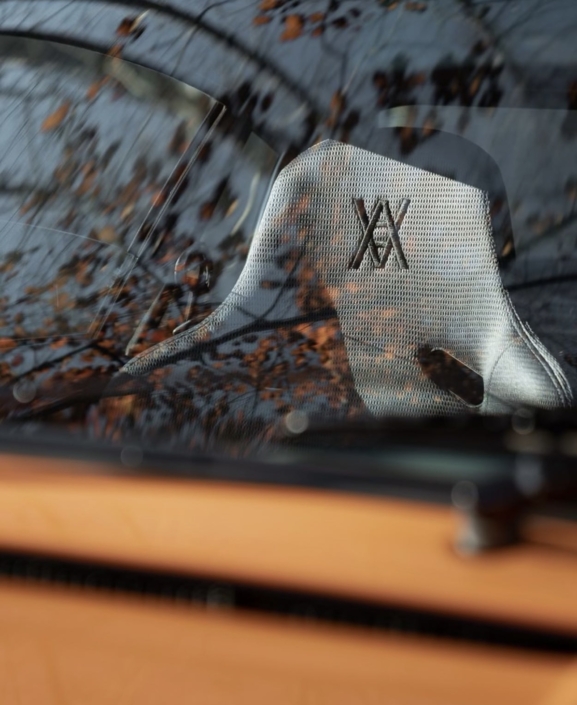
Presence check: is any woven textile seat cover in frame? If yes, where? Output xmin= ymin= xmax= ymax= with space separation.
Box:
xmin=123 ymin=140 xmax=572 ymax=417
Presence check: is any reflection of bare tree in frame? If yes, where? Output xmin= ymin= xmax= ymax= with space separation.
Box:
xmin=0 ymin=0 xmax=576 ymax=450
xmin=0 ymin=35 xmax=242 ymax=420
xmin=96 ymin=240 xmax=367 ymax=453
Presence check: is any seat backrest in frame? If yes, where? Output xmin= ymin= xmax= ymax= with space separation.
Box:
xmin=121 ymin=140 xmax=571 ymax=430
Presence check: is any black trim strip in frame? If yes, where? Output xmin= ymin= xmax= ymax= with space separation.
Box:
xmin=0 ymin=549 xmax=575 ymax=654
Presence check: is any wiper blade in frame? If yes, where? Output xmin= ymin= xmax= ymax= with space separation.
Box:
xmin=283 ymin=410 xmax=577 ymax=549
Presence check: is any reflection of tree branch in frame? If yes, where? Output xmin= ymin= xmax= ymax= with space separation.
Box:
xmin=8 ymin=342 xmax=92 ymax=384
xmin=126 ymin=306 xmax=337 ymax=371
xmin=253 ymin=249 xmax=306 ymax=322
xmin=452 ymin=0 xmax=529 ymax=97
xmin=9 ymin=339 xmax=124 ymax=384
xmin=4 ymin=0 xmax=319 ymax=116
xmin=11 ymin=375 xmax=149 ymax=420
xmin=513 ymin=211 xmax=577 ymax=257
xmin=91 ymin=341 xmax=127 ymax=365
xmin=508 ymin=272 xmax=577 ymax=293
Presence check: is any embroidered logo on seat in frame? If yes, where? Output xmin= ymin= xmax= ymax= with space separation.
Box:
xmin=350 ymin=198 xmax=410 ymax=270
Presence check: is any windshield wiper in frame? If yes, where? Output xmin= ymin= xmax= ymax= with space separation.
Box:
xmin=286 ymin=410 xmax=577 ymax=552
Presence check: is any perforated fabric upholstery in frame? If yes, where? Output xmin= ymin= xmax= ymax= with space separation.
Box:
xmin=123 ymin=140 xmax=571 ymax=418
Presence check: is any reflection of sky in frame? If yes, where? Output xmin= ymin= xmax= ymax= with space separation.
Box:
xmin=0 ymin=61 xmax=190 ymax=236
xmin=381 ymin=106 xmax=577 ymax=268
xmin=172 ymin=132 xmax=277 ymax=302
xmin=2 ymin=1 xmax=577 ymax=416
xmin=0 ymin=220 xmax=121 ymax=337
xmin=0 ymin=47 xmax=215 ymax=337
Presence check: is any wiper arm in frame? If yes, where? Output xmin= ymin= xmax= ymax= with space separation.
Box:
xmin=452 ymin=454 xmax=577 ymax=554
xmin=286 ymin=410 xmax=577 ymax=552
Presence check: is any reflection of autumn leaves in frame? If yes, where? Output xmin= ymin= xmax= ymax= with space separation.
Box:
xmin=116 ymin=13 xmax=147 ymax=40
xmin=281 ymin=15 xmax=304 ymax=41
xmin=253 ymin=0 xmax=430 ymax=43
xmin=95 ymin=229 xmax=365 ymax=452
xmin=28 ymin=45 xmax=192 ymax=247
xmin=254 ymin=2 xmax=368 ymax=40
xmin=1 ymin=47 xmax=203 ymax=377
xmin=430 ymin=47 xmax=504 ymax=109
xmin=98 ymin=322 xmax=363 ymax=452
xmin=25 ymin=116 xmax=160 ymax=242
xmin=251 ymin=1 xmax=503 ymax=155
xmin=0 ymin=123 xmax=196 ymax=420
xmin=41 ymin=102 xmax=71 ymax=132
xmin=0 ymin=332 xmax=122 ymax=422
xmin=373 ymin=67 xmax=426 ymax=110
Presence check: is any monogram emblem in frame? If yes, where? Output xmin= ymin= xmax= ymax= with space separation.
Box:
xmin=350 ymin=198 xmax=410 ymax=270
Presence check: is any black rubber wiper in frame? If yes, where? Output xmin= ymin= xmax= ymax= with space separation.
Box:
xmin=283 ymin=409 xmax=577 ymax=552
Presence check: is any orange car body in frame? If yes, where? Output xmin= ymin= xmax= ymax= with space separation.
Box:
xmin=1 ymin=452 xmax=576 ymax=704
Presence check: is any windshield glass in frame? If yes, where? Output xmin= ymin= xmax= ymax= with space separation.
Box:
xmin=1 ymin=1 xmax=577 ymax=481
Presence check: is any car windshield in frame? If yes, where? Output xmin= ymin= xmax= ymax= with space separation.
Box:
xmin=1 ymin=1 xmax=577 ymax=483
